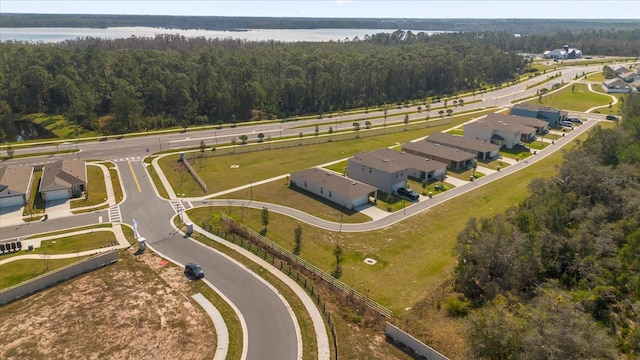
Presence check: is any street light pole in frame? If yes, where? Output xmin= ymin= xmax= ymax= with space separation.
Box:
xmin=250 ymin=180 xmax=253 ymax=200
xmin=158 ymin=138 xmax=162 ymax=152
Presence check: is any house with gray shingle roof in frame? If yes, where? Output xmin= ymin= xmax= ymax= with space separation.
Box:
xmin=402 ymin=141 xmax=476 ymax=171
xmin=603 ymin=78 xmax=636 ymax=94
xmin=290 ymin=168 xmax=377 ymax=210
xmin=347 ymin=148 xmax=447 ymax=195
xmin=464 ymin=114 xmax=535 ymax=149
xmin=39 ymin=160 xmax=87 ymax=201
xmin=0 ymin=165 xmax=34 ymax=208
xmin=426 ymin=131 xmax=500 ymax=161
xmin=510 ymin=103 xmax=568 ymax=127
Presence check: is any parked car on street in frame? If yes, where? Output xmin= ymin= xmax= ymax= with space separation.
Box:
xmin=184 ymin=263 xmax=205 ymax=279
xmin=397 ymin=187 xmax=419 ymax=200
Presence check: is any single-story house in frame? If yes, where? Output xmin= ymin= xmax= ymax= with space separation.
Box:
xmin=464 ymin=115 xmax=532 ymax=149
xmin=426 ymin=132 xmax=500 ymax=161
xmin=0 ymin=165 xmax=34 ymax=208
xmin=39 ymin=160 xmax=87 ymax=201
xmin=290 ymin=168 xmax=377 ymax=210
xmin=510 ymin=103 xmax=568 ymax=127
xmin=348 ymin=148 xmax=447 ymax=194
xmin=402 ymin=141 xmax=475 ymax=171
xmin=619 ymin=71 xmax=639 ymax=83
xmin=613 ymin=66 xmax=631 ymax=75
xmin=603 ymin=78 xmax=636 ymax=94
xmin=489 ymin=113 xmax=549 ymax=136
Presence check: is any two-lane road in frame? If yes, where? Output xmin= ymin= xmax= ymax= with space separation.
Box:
xmin=118 ymin=160 xmax=301 ymax=360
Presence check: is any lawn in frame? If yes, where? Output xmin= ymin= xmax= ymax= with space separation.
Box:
xmin=22 ymin=168 xmax=46 ymax=218
xmin=71 ymin=164 xmax=107 ymax=209
xmin=186 ymin=120 xmax=610 ymax=315
xmin=586 ymin=72 xmax=607 ymax=82
xmin=527 ymin=83 xmax=613 ymax=111
xmin=0 ymin=257 xmax=91 ymax=289
xmin=157 ymin=110 xmax=496 ymax=197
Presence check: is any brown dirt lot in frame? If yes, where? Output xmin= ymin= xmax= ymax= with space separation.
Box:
xmin=0 ymin=249 xmax=215 ymax=360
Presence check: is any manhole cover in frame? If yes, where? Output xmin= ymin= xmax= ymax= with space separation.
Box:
xmin=364 ymin=258 xmax=377 ymax=265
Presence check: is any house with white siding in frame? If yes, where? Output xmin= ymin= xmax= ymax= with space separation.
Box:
xmin=0 ymin=165 xmax=34 ymax=208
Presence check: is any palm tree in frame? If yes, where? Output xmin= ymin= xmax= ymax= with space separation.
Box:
xmin=439 ymin=110 xmax=445 ymax=118
xmin=404 ymin=114 xmax=409 ymax=130
xmin=459 ymin=99 xmax=464 ymax=108
xmin=446 ymin=109 xmax=453 ymax=116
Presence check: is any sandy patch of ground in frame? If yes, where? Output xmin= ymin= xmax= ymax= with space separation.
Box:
xmin=0 ymin=250 xmax=215 ymax=360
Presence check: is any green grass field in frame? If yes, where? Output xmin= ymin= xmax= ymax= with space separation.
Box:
xmin=71 ymin=164 xmax=107 ymax=209
xmin=158 ymin=110 xmax=496 ymax=197
xmin=528 ymin=83 xmax=613 ymax=112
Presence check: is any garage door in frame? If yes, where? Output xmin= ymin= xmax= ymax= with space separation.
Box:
xmin=0 ymin=196 xmax=25 ymax=208
xmin=44 ymin=189 xmax=69 ymax=201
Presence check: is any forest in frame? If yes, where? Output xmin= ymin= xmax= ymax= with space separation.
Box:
xmin=454 ymin=95 xmax=640 ymax=358
xmin=1 ymin=29 xmax=638 ymax=136
xmin=0 ymin=31 xmax=527 ymax=134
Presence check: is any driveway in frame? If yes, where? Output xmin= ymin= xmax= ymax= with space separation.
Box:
xmin=0 ymin=205 xmax=25 ymax=228
xmin=45 ymin=199 xmax=73 ymax=219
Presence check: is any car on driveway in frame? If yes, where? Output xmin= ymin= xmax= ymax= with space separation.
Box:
xmin=568 ymin=118 xmax=582 ymax=124
xmin=397 ymin=187 xmax=419 ymax=200
xmin=184 ymin=263 xmax=204 ymax=279
xmin=605 ymin=115 xmax=618 ymax=121
xmin=514 ymin=143 xmax=531 ymax=152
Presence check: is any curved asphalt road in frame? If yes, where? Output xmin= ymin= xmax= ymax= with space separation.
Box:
xmin=117 ymin=161 xmax=300 ymax=360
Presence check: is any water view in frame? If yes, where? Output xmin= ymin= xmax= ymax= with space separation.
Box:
xmin=0 ymin=26 xmax=442 ymax=43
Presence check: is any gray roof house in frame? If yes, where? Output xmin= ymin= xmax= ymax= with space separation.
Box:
xmin=619 ymin=71 xmax=639 ymax=83
xmin=426 ymin=131 xmax=500 ymax=161
xmin=402 ymin=141 xmax=475 ymax=171
xmin=603 ymin=78 xmax=636 ymax=94
xmin=39 ymin=160 xmax=87 ymax=201
xmin=290 ymin=168 xmax=377 ymax=210
xmin=0 ymin=165 xmax=34 ymax=208
xmin=347 ymin=148 xmax=447 ymax=195
xmin=510 ymin=103 xmax=568 ymax=127
xmin=464 ymin=115 xmax=537 ymax=149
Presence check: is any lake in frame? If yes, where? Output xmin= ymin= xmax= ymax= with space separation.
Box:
xmin=0 ymin=27 xmax=444 ymax=43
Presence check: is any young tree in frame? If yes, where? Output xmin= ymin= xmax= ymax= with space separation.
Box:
xmin=404 ymin=114 xmax=409 ymax=130
xmin=293 ymin=224 xmax=302 ymax=255
xmin=261 ymin=207 xmax=269 ymax=232
xmin=239 ymin=134 xmax=248 ymax=144
xmin=332 ymin=243 xmax=343 ymax=278
xmin=314 ymin=125 xmax=319 ymax=137
xmin=257 ymin=133 xmax=264 ymax=142
xmin=458 ymin=99 xmax=464 ymax=108
xmin=446 ymin=108 xmax=453 ymax=116
xmin=439 ymin=110 xmax=445 ymax=118
xmin=365 ymin=120 xmax=371 ymax=129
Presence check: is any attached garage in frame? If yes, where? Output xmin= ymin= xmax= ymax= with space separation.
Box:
xmin=41 ymin=188 xmax=70 ymax=201
xmin=0 ymin=194 xmax=26 ymax=208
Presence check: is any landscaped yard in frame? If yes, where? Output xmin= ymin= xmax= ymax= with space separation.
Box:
xmin=71 ymin=164 xmax=107 ymax=209
xmin=527 ymin=83 xmax=613 ymax=111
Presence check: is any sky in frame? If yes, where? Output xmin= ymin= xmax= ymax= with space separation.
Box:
xmin=1 ymin=0 xmax=638 ymax=19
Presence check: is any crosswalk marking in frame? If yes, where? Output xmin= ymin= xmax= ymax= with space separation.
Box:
xmin=108 ymin=205 xmax=122 ymax=223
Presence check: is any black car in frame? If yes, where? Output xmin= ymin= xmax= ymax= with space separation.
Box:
xmin=184 ymin=263 xmax=205 ymax=279
xmin=515 ymin=143 xmax=531 ymax=152
xmin=397 ymin=187 xmax=419 ymax=200
xmin=605 ymin=115 xmax=618 ymax=121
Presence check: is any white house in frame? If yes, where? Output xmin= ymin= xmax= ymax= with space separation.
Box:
xmin=543 ymin=45 xmax=582 ymax=59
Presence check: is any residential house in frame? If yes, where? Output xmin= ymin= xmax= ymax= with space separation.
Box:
xmin=464 ymin=114 xmax=538 ymax=149
xmin=347 ymin=148 xmax=447 ymax=194
xmin=619 ymin=71 xmax=639 ymax=83
xmin=603 ymin=78 xmax=636 ymax=94
xmin=402 ymin=141 xmax=475 ymax=171
xmin=510 ymin=103 xmax=568 ymax=127
xmin=613 ymin=66 xmax=631 ymax=75
xmin=426 ymin=131 xmax=500 ymax=161
xmin=0 ymin=165 xmax=34 ymax=208
xmin=39 ymin=160 xmax=87 ymax=201
xmin=290 ymin=168 xmax=377 ymax=210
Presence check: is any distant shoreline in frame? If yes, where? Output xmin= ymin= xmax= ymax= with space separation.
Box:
xmin=1 ymin=13 xmax=639 ymax=34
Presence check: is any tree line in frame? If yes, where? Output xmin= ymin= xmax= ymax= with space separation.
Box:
xmin=453 ymin=95 xmax=640 ymax=358
xmin=0 ymin=32 xmax=525 ymax=133
xmin=3 ymin=13 xmax=639 ymax=34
